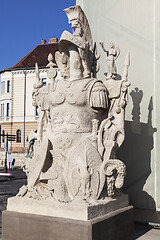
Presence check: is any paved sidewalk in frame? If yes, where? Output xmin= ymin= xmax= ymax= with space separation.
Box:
xmin=135 ymin=224 xmax=160 ymax=239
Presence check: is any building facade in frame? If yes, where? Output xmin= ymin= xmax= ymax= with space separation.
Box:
xmin=0 ymin=38 xmax=58 ymax=152
xmin=76 ymin=0 xmax=160 ymax=222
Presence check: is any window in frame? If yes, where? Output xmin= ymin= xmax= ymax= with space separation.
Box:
xmin=1 ymin=103 xmax=4 ymax=118
xmin=7 ymin=80 xmax=10 ymax=93
xmin=0 ymin=104 xmax=2 ymax=117
xmin=42 ymin=78 xmax=46 ymax=86
xmin=2 ymin=130 xmax=5 ymax=143
xmin=0 ymin=125 xmax=2 ymax=145
xmin=6 ymin=103 xmax=9 ymax=117
xmin=16 ymin=129 xmax=21 ymax=143
xmin=2 ymin=104 xmax=4 ymax=118
xmin=35 ymin=106 xmax=38 ymax=116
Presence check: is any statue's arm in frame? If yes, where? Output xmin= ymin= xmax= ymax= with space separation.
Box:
xmin=99 ymin=41 xmax=108 ymax=53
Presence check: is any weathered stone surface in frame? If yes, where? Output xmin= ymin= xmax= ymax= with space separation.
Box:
xmin=9 ymin=5 xmax=130 ymax=220
xmin=7 ymin=194 xmax=128 ymax=221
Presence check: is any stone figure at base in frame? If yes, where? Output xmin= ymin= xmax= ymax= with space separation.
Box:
xmin=14 ymin=5 xmax=130 ymax=218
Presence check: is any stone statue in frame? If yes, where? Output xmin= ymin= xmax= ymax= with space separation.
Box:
xmin=15 ymin=5 xmax=130 ymax=220
xmin=99 ymin=41 xmax=120 ymax=79
xmin=25 ymin=130 xmax=37 ymax=158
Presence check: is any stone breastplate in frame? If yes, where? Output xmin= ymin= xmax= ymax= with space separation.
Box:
xmin=49 ymin=78 xmax=102 ymax=133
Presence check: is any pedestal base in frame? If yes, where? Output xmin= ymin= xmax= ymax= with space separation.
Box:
xmin=2 ymin=206 xmax=134 ymax=240
xmin=7 ymin=194 xmax=129 ymax=221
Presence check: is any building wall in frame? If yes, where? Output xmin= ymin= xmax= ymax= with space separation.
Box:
xmin=0 ymin=121 xmax=37 ymax=152
xmin=12 ymin=69 xmax=47 ymax=122
xmin=12 ymin=71 xmax=25 ymax=122
xmin=0 ymin=68 xmax=48 ymax=152
xmin=0 ymin=71 xmax=12 ymax=122
xmin=76 ymin=0 xmax=160 ymax=212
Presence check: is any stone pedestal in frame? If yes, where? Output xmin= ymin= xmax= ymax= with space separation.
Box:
xmin=6 ymin=194 xmax=129 ymax=221
xmin=2 ymin=206 xmax=134 ymax=240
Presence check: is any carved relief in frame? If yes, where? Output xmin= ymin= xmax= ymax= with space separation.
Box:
xmin=55 ymin=136 xmax=72 ymax=150
xmin=101 ymin=159 xmax=126 ymax=197
xmin=64 ymin=139 xmax=105 ymax=200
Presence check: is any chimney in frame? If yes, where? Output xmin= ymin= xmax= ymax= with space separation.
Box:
xmin=41 ymin=39 xmax=46 ymax=45
xmin=49 ymin=38 xmax=58 ymax=44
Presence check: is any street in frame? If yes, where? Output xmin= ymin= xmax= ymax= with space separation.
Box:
xmin=0 ymin=168 xmax=27 ymax=239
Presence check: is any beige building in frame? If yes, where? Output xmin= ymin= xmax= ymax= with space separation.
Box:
xmin=0 ymin=38 xmax=58 ymax=152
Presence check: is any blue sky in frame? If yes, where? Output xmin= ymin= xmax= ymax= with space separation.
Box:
xmin=0 ymin=0 xmax=76 ymax=71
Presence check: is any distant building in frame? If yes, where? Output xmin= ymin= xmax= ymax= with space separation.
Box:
xmin=0 ymin=38 xmax=58 ymax=152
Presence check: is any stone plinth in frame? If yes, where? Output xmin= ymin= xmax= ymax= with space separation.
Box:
xmin=2 ymin=206 xmax=134 ymax=240
xmin=7 ymin=194 xmax=129 ymax=221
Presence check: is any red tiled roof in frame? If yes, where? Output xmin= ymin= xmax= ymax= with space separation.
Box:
xmin=12 ymin=43 xmax=58 ymax=69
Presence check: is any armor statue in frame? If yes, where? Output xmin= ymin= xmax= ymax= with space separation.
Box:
xmin=18 ymin=5 xmax=130 ymax=209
